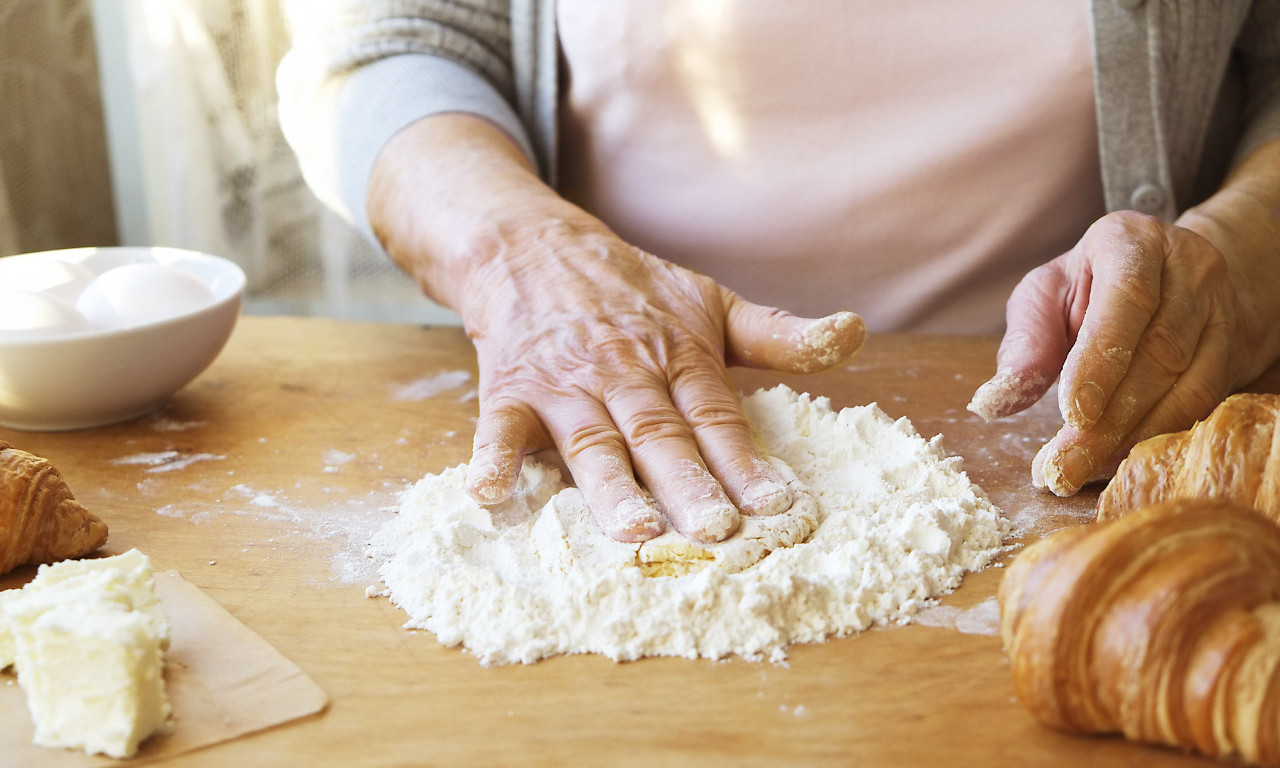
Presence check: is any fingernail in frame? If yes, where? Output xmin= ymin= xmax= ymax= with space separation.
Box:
xmin=610 ymin=498 xmax=664 ymax=542
xmin=1070 ymin=382 xmax=1106 ymax=428
xmin=740 ymin=478 xmax=791 ymax=516
xmin=469 ymin=481 xmax=506 ymax=505
xmin=1043 ymin=446 xmax=1093 ymax=496
xmin=467 ymin=461 xmax=507 ymax=505
xmin=683 ymin=500 xmax=739 ymax=543
xmin=467 ymin=443 xmax=516 ymax=504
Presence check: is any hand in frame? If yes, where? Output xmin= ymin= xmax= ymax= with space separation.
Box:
xmin=369 ymin=115 xmax=864 ymax=543
xmin=460 ymin=210 xmax=865 ymax=542
xmin=969 ymin=209 xmax=1279 ymax=495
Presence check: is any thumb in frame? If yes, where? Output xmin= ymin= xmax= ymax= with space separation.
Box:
xmin=722 ymin=289 xmax=865 ymax=374
xmin=968 ymin=264 xmax=1074 ymax=421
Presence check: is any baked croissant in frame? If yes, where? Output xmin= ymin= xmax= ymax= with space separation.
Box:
xmin=999 ymin=499 xmax=1280 ymax=766
xmin=1097 ymin=392 xmax=1280 ymax=523
xmin=0 ymin=440 xmax=108 ymax=575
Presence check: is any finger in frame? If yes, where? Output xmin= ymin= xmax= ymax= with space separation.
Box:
xmin=969 ymin=262 xmax=1073 ymax=421
xmin=1033 ymin=283 xmax=1223 ymax=496
xmin=540 ymin=396 xmax=665 ymax=543
xmin=599 ymin=374 xmax=740 ymax=543
xmin=1056 ymin=215 xmax=1168 ymax=431
xmin=1114 ymin=313 xmax=1232 ymax=451
xmin=466 ymin=397 xmax=538 ymax=505
xmin=723 ymin=290 xmax=865 ymax=373
xmin=669 ymin=362 xmax=794 ymax=517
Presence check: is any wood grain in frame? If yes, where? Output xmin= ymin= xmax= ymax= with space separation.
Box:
xmin=4 ymin=316 xmax=1277 ymax=767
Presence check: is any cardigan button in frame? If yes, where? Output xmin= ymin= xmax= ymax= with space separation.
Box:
xmin=1113 ymin=0 xmax=1145 ymax=9
xmin=1129 ymin=183 xmax=1166 ymax=214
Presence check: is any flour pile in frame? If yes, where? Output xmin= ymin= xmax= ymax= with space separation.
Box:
xmin=369 ymin=385 xmax=1009 ymax=665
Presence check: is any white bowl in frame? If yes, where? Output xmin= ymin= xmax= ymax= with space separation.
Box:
xmin=0 ymin=246 xmax=245 ymax=431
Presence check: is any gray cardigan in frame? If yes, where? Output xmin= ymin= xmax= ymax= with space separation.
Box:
xmin=277 ymin=0 xmax=1280 ymax=242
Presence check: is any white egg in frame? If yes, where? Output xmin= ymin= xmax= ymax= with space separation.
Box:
xmin=76 ymin=263 xmax=217 ymax=330
xmin=0 ymin=289 xmax=94 ymax=339
xmin=0 ymin=258 xmax=96 ymax=304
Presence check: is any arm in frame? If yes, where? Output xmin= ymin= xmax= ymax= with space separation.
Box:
xmin=278 ymin=4 xmax=865 ymax=542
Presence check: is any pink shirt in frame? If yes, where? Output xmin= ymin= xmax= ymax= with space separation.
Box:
xmin=556 ymin=2 xmax=1105 ymax=333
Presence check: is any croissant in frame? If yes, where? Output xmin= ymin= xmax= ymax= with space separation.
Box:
xmin=0 ymin=440 xmax=109 ymax=575
xmin=1097 ymin=392 xmax=1280 ymax=523
xmin=999 ymin=499 xmax=1280 ymax=766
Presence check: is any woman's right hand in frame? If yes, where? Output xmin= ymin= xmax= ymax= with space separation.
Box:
xmin=369 ymin=114 xmax=865 ymax=543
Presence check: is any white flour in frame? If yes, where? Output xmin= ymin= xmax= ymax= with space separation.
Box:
xmin=370 ymin=385 xmax=1009 ymax=665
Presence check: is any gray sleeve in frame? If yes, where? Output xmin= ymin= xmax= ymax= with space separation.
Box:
xmin=275 ymin=1 xmax=535 ymax=243
xmin=1235 ymin=0 xmax=1280 ymax=161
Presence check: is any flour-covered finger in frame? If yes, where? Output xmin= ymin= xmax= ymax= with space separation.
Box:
xmin=568 ymin=442 xmax=665 ymax=542
xmin=543 ymin=397 xmax=664 ymax=542
xmin=1057 ymin=217 xmax=1167 ymax=430
xmin=1111 ymin=313 xmax=1233 ymax=455
xmin=601 ymin=377 xmax=739 ymax=543
xmin=466 ymin=397 xmax=537 ymax=505
xmin=723 ymin=292 xmax=865 ymax=373
xmin=1034 ymin=305 xmax=1223 ymax=496
xmin=669 ymin=366 xmax=792 ymax=517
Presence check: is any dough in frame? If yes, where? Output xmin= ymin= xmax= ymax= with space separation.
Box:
xmin=533 ymin=455 xmax=819 ymax=578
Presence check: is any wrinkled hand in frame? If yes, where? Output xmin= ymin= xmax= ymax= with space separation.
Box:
xmin=969 ymin=210 xmax=1279 ymax=496
xmin=459 ymin=212 xmax=865 ymax=542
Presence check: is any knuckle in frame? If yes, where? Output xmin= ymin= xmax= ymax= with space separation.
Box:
xmin=1138 ymin=321 xmax=1197 ymax=380
xmin=1109 ymin=262 xmax=1162 ymax=317
xmin=595 ymin=326 xmax=660 ymax=367
xmin=619 ymin=406 xmax=690 ymax=447
xmin=684 ymin=398 xmax=750 ymax=431
xmin=1157 ymin=378 xmax=1223 ymax=432
xmin=561 ymin=422 xmax=626 ymax=461
xmin=1165 ymin=379 xmax=1229 ymax=427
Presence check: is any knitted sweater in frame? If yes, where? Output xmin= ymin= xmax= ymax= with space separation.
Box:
xmin=277 ymin=0 xmax=1280 ymax=242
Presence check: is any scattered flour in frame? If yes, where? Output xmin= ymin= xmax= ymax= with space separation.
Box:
xmin=912 ymin=596 xmax=1003 ymax=636
xmin=392 ymin=370 xmax=473 ymax=401
xmin=109 ymin=451 xmax=225 ymax=474
xmin=370 ymin=385 xmax=1010 ymax=665
xmin=148 ymin=417 xmax=208 ymax=432
xmin=322 ymin=449 xmax=354 ymax=467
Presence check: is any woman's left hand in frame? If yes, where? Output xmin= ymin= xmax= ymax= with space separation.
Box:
xmin=970 ymin=202 xmax=1280 ymax=495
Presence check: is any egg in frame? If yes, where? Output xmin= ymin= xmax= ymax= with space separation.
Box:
xmin=0 ymin=258 xmax=96 ymax=304
xmin=76 ymin=263 xmax=217 ymax=330
xmin=0 ymin=290 xmax=94 ymax=340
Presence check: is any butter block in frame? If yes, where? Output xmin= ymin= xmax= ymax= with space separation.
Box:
xmin=0 ymin=548 xmax=171 ymax=758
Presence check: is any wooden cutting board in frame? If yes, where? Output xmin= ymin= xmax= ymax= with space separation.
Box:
xmin=4 ymin=316 xmax=1276 ymax=767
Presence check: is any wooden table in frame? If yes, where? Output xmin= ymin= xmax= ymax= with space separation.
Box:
xmin=4 ymin=316 xmax=1278 ymax=767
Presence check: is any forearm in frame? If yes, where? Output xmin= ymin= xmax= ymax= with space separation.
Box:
xmin=1175 ymin=136 xmax=1280 ymax=379
xmin=367 ymin=113 xmax=579 ymax=322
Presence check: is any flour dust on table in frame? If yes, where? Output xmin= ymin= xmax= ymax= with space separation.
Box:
xmin=369 ymin=385 xmax=1010 ymax=665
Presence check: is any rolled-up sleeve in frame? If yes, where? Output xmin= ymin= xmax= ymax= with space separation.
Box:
xmin=276 ymin=1 xmax=535 ymax=242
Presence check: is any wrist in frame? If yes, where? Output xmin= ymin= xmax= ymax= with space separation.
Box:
xmin=1175 ymin=147 xmax=1280 ymax=374
xmin=366 ymin=114 xmax=572 ymax=314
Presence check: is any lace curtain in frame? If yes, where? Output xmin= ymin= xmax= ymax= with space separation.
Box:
xmin=0 ymin=0 xmax=458 ymax=324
